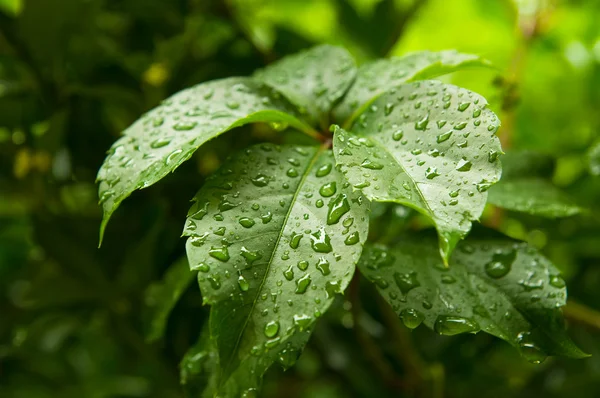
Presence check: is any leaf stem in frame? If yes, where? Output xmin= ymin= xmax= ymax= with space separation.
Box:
xmin=564 ymin=300 xmax=600 ymax=331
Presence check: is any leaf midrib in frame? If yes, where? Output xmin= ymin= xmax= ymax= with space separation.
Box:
xmin=220 ymin=145 xmax=325 ymax=381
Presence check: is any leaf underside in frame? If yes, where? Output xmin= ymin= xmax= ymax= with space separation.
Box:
xmin=183 ymin=143 xmax=370 ymax=391
xmin=358 ymin=237 xmax=587 ymax=361
xmin=333 ymin=80 xmax=502 ymax=261
xmin=96 ymin=77 xmax=314 ymax=242
xmin=333 ymin=50 xmax=493 ymax=125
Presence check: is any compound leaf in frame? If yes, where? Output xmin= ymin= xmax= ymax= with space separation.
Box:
xmin=183 ymin=143 xmax=369 ymax=390
xmin=488 ymin=179 xmax=582 ymax=218
xmin=333 ymin=50 xmax=492 ymax=125
xmin=333 ymin=80 xmax=502 ymax=261
xmin=97 ymin=77 xmax=316 ymax=242
xmin=254 ymin=45 xmax=357 ymax=125
xmin=358 ymin=237 xmax=587 ymax=362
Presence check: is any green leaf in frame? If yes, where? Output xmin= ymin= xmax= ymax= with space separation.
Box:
xmin=97 ymin=77 xmax=316 ymax=242
xmin=183 ymin=143 xmax=369 ymax=388
xmin=333 ymin=80 xmax=502 ymax=261
xmin=333 ymin=50 xmax=493 ymax=125
xmin=180 ymin=324 xmax=311 ymax=397
xmin=254 ymin=45 xmax=357 ymax=125
xmin=0 ymin=0 xmax=23 ymax=16
xmin=180 ymin=326 xmax=219 ymax=398
xmin=358 ymin=237 xmax=587 ymax=362
xmin=588 ymin=141 xmax=600 ymax=176
xmin=488 ymin=179 xmax=582 ymax=218
xmin=143 ymin=257 xmax=195 ymax=342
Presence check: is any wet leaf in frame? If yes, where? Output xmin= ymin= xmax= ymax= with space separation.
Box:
xmin=143 ymin=257 xmax=195 ymax=342
xmin=488 ymin=179 xmax=582 ymax=218
xmin=97 ymin=77 xmax=315 ymax=242
xmin=333 ymin=50 xmax=492 ymax=125
xmin=183 ymin=143 xmax=369 ymax=390
xmin=254 ymin=45 xmax=357 ymax=125
xmin=358 ymin=237 xmax=587 ymax=362
xmin=333 ymin=80 xmax=502 ymax=261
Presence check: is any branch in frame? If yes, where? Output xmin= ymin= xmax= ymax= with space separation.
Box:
xmin=564 ymin=300 xmax=600 ymax=331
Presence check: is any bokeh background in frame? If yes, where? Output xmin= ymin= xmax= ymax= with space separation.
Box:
xmin=1 ymin=0 xmax=600 ymax=397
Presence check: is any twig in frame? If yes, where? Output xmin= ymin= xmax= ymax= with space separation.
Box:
xmin=349 ymin=274 xmax=404 ymax=390
xmin=564 ymin=300 xmax=600 ymax=331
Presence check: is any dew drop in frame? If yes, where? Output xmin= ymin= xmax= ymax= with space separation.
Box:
xmin=434 ymin=315 xmax=480 ymax=335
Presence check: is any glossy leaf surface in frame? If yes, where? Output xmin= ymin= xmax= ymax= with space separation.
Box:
xmin=358 ymin=238 xmax=587 ymax=362
xmin=254 ymin=45 xmax=357 ymax=125
xmin=183 ymin=143 xmax=369 ymax=387
xmin=97 ymin=77 xmax=315 ymax=241
xmin=333 ymin=50 xmax=492 ymax=125
xmin=333 ymin=80 xmax=502 ymax=260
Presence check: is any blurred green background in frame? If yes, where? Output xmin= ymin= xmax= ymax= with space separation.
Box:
xmin=1 ymin=0 xmax=600 ymax=397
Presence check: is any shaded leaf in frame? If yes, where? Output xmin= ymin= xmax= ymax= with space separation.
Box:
xmin=358 ymin=237 xmax=587 ymax=361
xmin=488 ymin=179 xmax=582 ymax=218
xmin=333 ymin=80 xmax=502 ymax=261
xmin=143 ymin=257 xmax=195 ymax=342
xmin=254 ymin=45 xmax=357 ymax=125
xmin=97 ymin=77 xmax=316 ymax=242
xmin=333 ymin=50 xmax=492 ymax=125
xmin=588 ymin=141 xmax=600 ymax=176
xmin=183 ymin=143 xmax=369 ymax=389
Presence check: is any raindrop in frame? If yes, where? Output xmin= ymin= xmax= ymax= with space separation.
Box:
xmin=150 ymin=138 xmax=171 ymax=149
xmin=239 ymin=217 xmax=255 ymax=228
xmin=209 ymin=246 xmax=230 ymax=262
xmin=238 ymin=275 xmax=250 ymax=291
xmin=436 ymin=130 xmax=453 ymax=143
xmin=425 ymin=167 xmax=440 ymax=179
xmin=310 ymin=228 xmax=333 ymax=253
xmin=415 ymin=113 xmax=430 ymax=130
xmin=327 ymin=194 xmax=350 ymax=225
xmin=361 ymin=159 xmax=384 ymax=170
xmin=344 ymin=231 xmax=360 ymax=245
xmin=295 ymin=274 xmax=312 ymax=294
xmin=319 ymin=182 xmax=337 ymax=197
xmin=289 ymin=232 xmax=303 ymax=249
xmin=434 ymin=315 xmax=480 ymax=335
xmin=400 ymin=308 xmax=423 ymax=329
xmin=297 ymin=260 xmax=309 ymax=271
xmin=173 ymin=121 xmax=197 ymax=131
xmin=316 ymin=163 xmax=332 ymax=177
xmin=251 ymin=174 xmax=269 ymax=187
xmin=456 ymin=158 xmax=472 ymax=172
xmin=316 ymin=258 xmax=331 ymax=275
xmin=264 ymin=321 xmax=280 ymax=338
xmin=394 ymin=271 xmax=420 ymax=296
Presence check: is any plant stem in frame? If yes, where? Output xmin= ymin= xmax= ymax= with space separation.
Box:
xmin=564 ymin=300 xmax=600 ymax=331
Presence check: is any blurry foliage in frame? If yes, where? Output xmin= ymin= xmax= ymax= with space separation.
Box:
xmin=1 ymin=0 xmax=600 ymax=397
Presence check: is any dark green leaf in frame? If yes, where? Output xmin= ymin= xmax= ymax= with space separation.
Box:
xmin=333 ymin=80 xmax=502 ymax=261
xmin=358 ymin=238 xmax=587 ymax=362
xmin=488 ymin=179 xmax=582 ymax=218
xmin=254 ymin=45 xmax=357 ymax=125
xmin=333 ymin=50 xmax=493 ymax=125
xmin=97 ymin=77 xmax=316 ymax=242
xmin=183 ymin=143 xmax=369 ymax=389
xmin=143 ymin=257 xmax=195 ymax=342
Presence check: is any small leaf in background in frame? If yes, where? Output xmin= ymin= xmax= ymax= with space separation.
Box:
xmin=143 ymin=257 xmax=195 ymax=342
xmin=333 ymin=50 xmax=493 ymax=125
xmin=183 ymin=143 xmax=369 ymax=391
xmin=254 ymin=44 xmax=357 ymax=126
xmin=358 ymin=237 xmax=587 ymax=362
xmin=333 ymin=80 xmax=502 ymax=261
xmin=0 ymin=0 xmax=22 ymax=16
xmin=488 ymin=179 xmax=582 ymax=218
xmin=96 ymin=77 xmax=316 ymax=242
